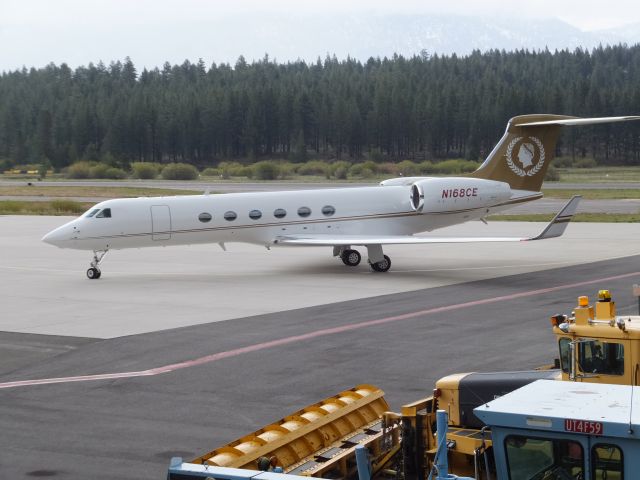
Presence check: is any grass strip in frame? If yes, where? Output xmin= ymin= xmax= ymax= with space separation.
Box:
xmin=489 ymin=213 xmax=640 ymax=222
xmin=0 ymin=200 xmax=93 ymax=215
xmin=556 ymin=167 xmax=640 ymax=183
xmin=0 ymin=186 xmax=200 ymax=197
xmin=542 ymin=189 xmax=640 ymax=200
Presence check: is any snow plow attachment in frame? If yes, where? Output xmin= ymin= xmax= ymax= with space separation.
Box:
xmin=191 ymin=385 xmax=390 ymax=476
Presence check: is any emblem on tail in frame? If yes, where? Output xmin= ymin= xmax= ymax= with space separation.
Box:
xmin=505 ymin=136 xmax=545 ymax=177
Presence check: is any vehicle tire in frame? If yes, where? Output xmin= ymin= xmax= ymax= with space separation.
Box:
xmin=87 ymin=267 xmax=100 ymax=279
xmin=341 ymin=249 xmax=361 ymax=267
xmin=370 ymin=255 xmax=391 ymax=273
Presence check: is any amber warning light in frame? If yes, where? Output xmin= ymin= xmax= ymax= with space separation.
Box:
xmin=564 ymin=419 xmax=603 ymax=435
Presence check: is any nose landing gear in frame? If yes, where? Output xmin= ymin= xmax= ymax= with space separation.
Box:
xmin=86 ymin=250 xmax=108 ymax=280
xmin=87 ymin=267 xmax=101 ymax=279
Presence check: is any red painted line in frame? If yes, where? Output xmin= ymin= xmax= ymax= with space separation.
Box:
xmin=1 ymin=270 xmax=638 ymax=390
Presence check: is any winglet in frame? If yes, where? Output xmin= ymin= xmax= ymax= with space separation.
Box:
xmin=528 ymin=195 xmax=581 ymax=241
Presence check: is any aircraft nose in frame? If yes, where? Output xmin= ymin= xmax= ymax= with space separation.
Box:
xmin=42 ymin=223 xmax=75 ymax=247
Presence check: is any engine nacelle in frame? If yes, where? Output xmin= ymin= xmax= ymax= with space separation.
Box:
xmin=408 ymin=177 xmax=512 ymax=213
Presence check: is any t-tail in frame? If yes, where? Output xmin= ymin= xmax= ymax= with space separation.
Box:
xmin=469 ymin=114 xmax=640 ymax=192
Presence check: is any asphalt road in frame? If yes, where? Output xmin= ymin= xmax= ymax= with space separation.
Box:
xmin=1 ymin=255 xmax=639 ymax=479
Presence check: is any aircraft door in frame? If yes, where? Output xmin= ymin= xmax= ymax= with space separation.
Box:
xmin=151 ymin=205 xmax=171 ymax=241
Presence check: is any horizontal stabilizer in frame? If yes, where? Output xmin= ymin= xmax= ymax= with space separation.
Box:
xmin=274 ymin=196 xmax=581 ymax=247
xmin=516 ymin=116 xmax=640 ymax=127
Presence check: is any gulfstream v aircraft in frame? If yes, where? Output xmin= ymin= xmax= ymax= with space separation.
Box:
xmin=43 ymin=114 xmax=639 ymax=278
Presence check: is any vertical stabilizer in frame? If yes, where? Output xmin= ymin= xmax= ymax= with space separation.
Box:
xmin=469 ymin=114 xmax=640 ymax=191
xmin=468 ymin=114 xmax=573 ymax=191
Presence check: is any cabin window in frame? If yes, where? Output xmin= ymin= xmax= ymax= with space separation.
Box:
xmin=558 ymin=338 xmax=570 ymax=374
xmin=321 ymin=205 xmax=336 ymax=217
xmin=85 ymin=208 xmax=100 ymax=218
xmin=249 ymin=210 xmax=262 ymax=220
xmin=578 ymin=340 xmax=624 ymax=375
xmin=297 ymin=206 xmax=311 ymax=218
xmin=592 ymin=444 xmax=623 ymax=479
xmin=96 ymin=208 xmax=111 ymax=218
xmin=505 ymin=435 xmax=583 ymax=480
xmin=274 ymin=208 xmax=287 ymax=219
xmin=198 ymin=212 xmax=212 ymax=223
xmin=224 ymin=211 xmax=237 ymax=221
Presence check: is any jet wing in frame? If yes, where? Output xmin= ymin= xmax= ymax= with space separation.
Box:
xmin=274 ymin=196 xmax=581 ymax=246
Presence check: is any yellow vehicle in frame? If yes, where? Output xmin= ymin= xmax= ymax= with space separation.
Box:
xmin=174 ymin=289 xmax=640 ymax=480
xmin=553 ymin=290 xmax=636 ymax=385
xmin=426 ymin=289 xmax=639 ymax=477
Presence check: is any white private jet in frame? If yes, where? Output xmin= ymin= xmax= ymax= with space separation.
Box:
xmin=43 ymin=114 xmax=639 ymax=279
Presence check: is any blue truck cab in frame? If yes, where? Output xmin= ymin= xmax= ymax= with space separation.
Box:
xmin=475 ymin=379 xmax=636 ymax=479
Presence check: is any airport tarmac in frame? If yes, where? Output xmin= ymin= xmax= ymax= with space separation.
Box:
xmin=1 ymin=254 xmax=639 ymax=480
xmin=1 ymin=212 xmax=640 ymax=479
xmin=2 ymin=216 xmax=640 ymax=338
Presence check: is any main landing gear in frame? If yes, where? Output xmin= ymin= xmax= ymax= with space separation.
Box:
xmin=336 ymin=246 xmax=392 ymax=273
xmin=86 ymin=250 xmax=108 ymax=279
xmin=340 ymin=249 xmax=361 ymax=267
xmin=370 ymin=255 xmax=391 ymax=273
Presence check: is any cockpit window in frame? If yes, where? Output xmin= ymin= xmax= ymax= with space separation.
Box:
xmin=96 ymin=208 xmax=111 ymax=218
xmin=85 ymin=208 xmax=100 ymax=218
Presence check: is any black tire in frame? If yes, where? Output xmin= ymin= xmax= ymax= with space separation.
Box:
xmin=87 ymin=267 xmax=100 ymax=279
xmin=370 ymin=255 xmax=391 ymax=273
xmin=341 ymin=249 xmax=361 ymax=267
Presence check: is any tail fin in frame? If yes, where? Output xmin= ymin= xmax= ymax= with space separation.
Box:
xmin=469 ymin=114 xmax=640 ymax=191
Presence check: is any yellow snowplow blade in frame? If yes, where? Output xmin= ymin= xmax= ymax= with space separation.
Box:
xmin=193 ymin=384 xmax=389 ymax=472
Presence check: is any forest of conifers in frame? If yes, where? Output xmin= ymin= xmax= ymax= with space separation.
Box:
xmin=1 ymin=44 xmax=640 ymax=169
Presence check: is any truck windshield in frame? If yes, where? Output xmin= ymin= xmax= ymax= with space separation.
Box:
xmin=505 ymin=435 xmax=583 ymax=480
xmin=558 ymin=338 xmax=624 ymax=376
xmin=580 ymin=340 xmax=624 ymax=375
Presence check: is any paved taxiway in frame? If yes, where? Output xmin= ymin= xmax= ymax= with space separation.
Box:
xmin=2 ymin=216 xmax=640 ymax=338
xmin=1 ymin=253 xmax=639 ymax=479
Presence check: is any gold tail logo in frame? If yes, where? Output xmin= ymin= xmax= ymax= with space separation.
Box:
xmin=505 ymin=136 xmax=545 ymax=177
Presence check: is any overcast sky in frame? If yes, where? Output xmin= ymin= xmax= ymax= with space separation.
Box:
xmin=2 ymin=0 xmax=640 ymax=72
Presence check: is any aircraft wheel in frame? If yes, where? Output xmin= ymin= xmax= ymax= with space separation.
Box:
xmin=370 ymin=255 xmax=391 ymax=273
xmin=87 ymin=267 xmax=101 ymax=279
xmin=341 ymin=249 xmax=361 ymax=267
